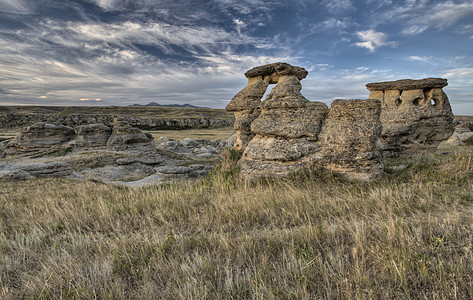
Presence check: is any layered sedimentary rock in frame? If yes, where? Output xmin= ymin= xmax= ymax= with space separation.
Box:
xmin=318 ymin=100 xmax=384 ymax=181
xmin=106 ymin=118 xmax=155 ymax=152
xmin=240 ymin=72 xmax=329 ymax=179
xmin=230 ymin=62 xmax=383 ymax=181
xmin=76 ymin=124 xmax=112 ymax=148
xmin=225 ymin=62 xmax=309 ymax=150
xmin=4 ymin=122 xmax=76 ymax=156
xmin=366 ymin=78 xmax=454 ymax=156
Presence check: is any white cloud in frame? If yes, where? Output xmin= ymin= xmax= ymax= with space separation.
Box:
xmin=377 ymin=0 xmax=473 ymax=35
xmin=0 ymin=0 xmax=32 ymax=13
xmin=355 ymin=30 xmax=397 ymax=52
xmin=407 ymin=55 xmax=435 ymax=64
xmin=323 ymin=0 xmax=355 ymax=13
xmin=442 ymin=68 xmax=473 ymax=85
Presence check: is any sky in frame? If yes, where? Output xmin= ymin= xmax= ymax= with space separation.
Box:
xmin=0 ymin=0 xmax=472 ymax=114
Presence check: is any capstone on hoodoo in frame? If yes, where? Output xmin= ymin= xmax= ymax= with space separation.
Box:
xmin=366 ymin=78 xmax=454 ymax=157
xmin=226 ymin=63 xmax=384 ymax=181
xmin=225 ymin=62 xmax=308 ymax=150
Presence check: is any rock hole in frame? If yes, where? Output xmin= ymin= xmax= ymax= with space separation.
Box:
xmin=430 ymin=98 xmax=437 ymax=106
xmin=395 ymin=97 xmax=402 ymax=106
xmin=413 ymin=98 xmax=420 ymax=106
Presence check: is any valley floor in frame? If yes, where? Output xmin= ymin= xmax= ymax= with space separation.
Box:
xmin=1 ymin=147 xmax=473 ymax=299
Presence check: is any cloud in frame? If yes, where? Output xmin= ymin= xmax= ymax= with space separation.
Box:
xmin=0 ymin=88 xmax=9 ymax=94
xmin=323 ymin=0 xmax=355 ymax=14
xmin=403 ymin=1 xmax=473 ymax=35
xmin=442 ymin=68 xmax=473 ymax=85
xmin=374 ymin=0 xmax=473 ymax=35
xmin=407 ymin=55 xmax=435 ymax=64
xmin=0 ymin=0 xmax=32 ymax=14
xmin=355 ymin=30 xmax=397 ymax=52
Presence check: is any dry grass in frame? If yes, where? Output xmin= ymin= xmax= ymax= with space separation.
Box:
xmin=1 ymin=149 xmax=473 ymax=299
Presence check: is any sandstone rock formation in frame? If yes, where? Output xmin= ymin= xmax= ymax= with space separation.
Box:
xmin=20 ymin=161 xmax=74 ymax=178
xmin=366 ymin=78 xmax=455 ymax=156
xmin=0 ymin=106 xmax=234 ymax=130
xmin=225 ymin=62 xmax=309 ymax=150
xmin=0 ymin=163 xmax=33 ymax=181
xmin=228 ymin=62 xmax=383 ymax=181
xmin=106 ymin=118 xmax=155 ymax=152
xmin=4 ymin=122 xmax=76 ymax=156
xmin=0 ymin=161 xmax=73 ymax=181
xmin=318 ymin=100 xmax=383 ymax=181
xmin=76 ymin=124 xmax=112 ymax=148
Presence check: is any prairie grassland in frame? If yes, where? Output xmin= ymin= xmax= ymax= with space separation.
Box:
xmin=1 ymin=149 xmax=473 ymax=299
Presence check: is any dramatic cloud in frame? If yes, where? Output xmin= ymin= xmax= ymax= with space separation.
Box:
xmin=0 ymin=0 xmax=472 ymax=114
xmin=355 ymin=30 xmax=397 ymax=52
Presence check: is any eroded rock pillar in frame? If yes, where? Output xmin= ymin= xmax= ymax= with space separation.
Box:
xmin=318 ymin=99 xmax=384 ymax=181
xmin=225 ymin=76 xmax=269 ymax=150
xmin=366 ymin=78 xmax=454 ymax=157
xmin=239 ymin=69 xmax=329 ymax=180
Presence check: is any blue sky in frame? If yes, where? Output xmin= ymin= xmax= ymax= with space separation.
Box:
xmin=0 ymin=0 xmax=472 ymax=114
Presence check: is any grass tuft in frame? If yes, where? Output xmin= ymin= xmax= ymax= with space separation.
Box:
xmin=1 ymin=149 xmax=473 ymax=298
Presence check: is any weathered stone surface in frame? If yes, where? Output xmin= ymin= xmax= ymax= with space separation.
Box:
xmin=233 ymin=109 xmax=261 ymax=131
xmin=79 ymin=163 xmax=155 ymax=182
xmin=251 ymin=102 xmax=328 ymax=138
xmin=76 ymin=123 xmax=112 ymax=148
xmin=0 ymin=106 xmax=234 ymax=130
xmin=194 ymin=145 xmax=220 ymax=155
xmin=261 ymin=76 xmax=311 ymax=109
xmin=106 ymin=119 xmax=155 ymax=151
xmin=156 ymin=165 xmax=192 ymax=174
xmin=366 ymin=78 xmax=448 ymax=91
xmin=4 ymin=122 xmax=76 ymax=156
xmin=439 ymin=126 xmax=473 ymax=147
xmin=226 ymin=63 xmax=311 ymax=151
xmin=367 ymin=78 xmax=455 ymax=156
xmin=244 ymin=136 xmax=320 ymax=162
xmin=239 ymin=159 xmax=306 ymax=180
xmin=244 ymin=62 xmax=308 ymax=82
xmin=0 ymin=142 xmax=4 ymax=158
xmin=226 ymin=78 xmax=268 ymax=112
xmin=318 ymin=99 xmax=383 ymax=181
xmin=180 ymin=138 xmax=199 ymax=148
xmin=188 ymin=164 xmax=214 ymax=176
xmin=0 ymin=163 xmax=33 ymax=181
xmin=115 ymin=156 xmax=164 ymax=165
xmin=227 ymin=63 xmax=386 ymax=182
xmin=20 ymin=161 xmax=74 ymax=178
xmin=157 ymin=140 xmax=191 ymax=154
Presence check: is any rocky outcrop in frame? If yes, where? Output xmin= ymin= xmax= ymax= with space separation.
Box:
xmin=3 ymin=119 xmax=157 ymax=156
xmin=0 ymin=163 xmax=33 ymax=181
xmin=318 ymin=100 xmax=383 ymax=181
xmin=0 ymin=161 xmax=73 ymax=181
xmin=228 ymin=63 xmax=384 ymax=181
xmin=4 ymin=122 xmax=76 ymax=156
xmin=225 ymin=62 xmax=310 ymax=150
xmin=366 ymin=78 xmax=455 ymax=157
xmin=79 ymin=163 xmax=156 ymax=182
xmin=76 ymin=124 xmax=112 ymax=148
xmin=439 ymin=125 xmax=473 ymax=147
xmin=106 ymin=118 xmax=155 ymax=152
xmin=0 ymin=107 xmax=234 ymax=129
xmin=19 ymin=161 xmax=74 ymax=178
xmin=239 ymin=68 xmax=329 ymax=179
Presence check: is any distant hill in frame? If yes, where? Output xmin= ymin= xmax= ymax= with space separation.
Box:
xmin=130 ymin=102 xmax=208 ymax=108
